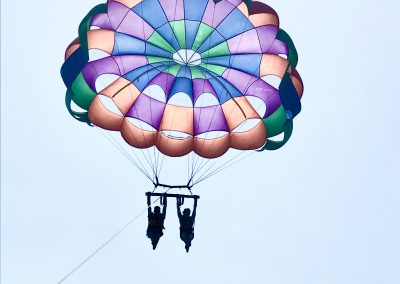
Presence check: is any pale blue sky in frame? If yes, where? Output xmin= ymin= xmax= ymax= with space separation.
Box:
xmin=1 ymin=0 xmax=399 ymax=284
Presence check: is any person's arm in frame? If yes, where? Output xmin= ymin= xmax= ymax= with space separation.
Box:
xmin=147 ymin=194 xmax=152 ymax=216
xmin=176 ymin=197 xmax=182 ymax=219
xmin=191 ymin=198 xmax=198 ymax=219
xmin=162 ymin=195 xmax=167 ymax=216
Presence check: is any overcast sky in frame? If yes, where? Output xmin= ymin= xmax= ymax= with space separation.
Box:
xmin=1 ymin=0 xmax=399 ymax=283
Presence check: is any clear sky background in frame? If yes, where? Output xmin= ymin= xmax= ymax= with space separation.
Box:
xmin=1 ymin=0 xmax=399 ymax=283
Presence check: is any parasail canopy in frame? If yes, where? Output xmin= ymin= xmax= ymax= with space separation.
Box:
xmin=61 ymin=0 xmax=304 ymax=187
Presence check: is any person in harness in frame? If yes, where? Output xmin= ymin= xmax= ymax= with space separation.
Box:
xmin=146 ymin=193 xmax=167 ymax=250
xmin=176 ymin=196 xmax=198 ymax=252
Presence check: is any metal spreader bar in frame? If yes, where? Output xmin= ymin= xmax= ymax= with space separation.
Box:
xmin=145 ymin=192 xmax=200 ymax=199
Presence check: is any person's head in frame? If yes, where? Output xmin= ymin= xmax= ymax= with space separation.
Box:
xmin=183 ymin=208 xmax=191 ymax=216
xmin=154 ymin=206 xmax=161 ymax=214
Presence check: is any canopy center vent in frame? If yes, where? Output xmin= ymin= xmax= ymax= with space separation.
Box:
xmin=173 ymin=49 xmax=201 ymax=66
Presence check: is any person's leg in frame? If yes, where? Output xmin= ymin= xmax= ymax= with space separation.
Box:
xmin=146 ymin=226 xmax=152 ymax=238
xmin=181 ymin=231 xmax=194 ymax=251
xmin=147 ymin=227 xmax=163 ymax=249
xmin=156 ymin=228 xmax=164 ymax=238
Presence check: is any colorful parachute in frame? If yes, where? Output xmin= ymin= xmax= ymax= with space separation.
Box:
xmin=61 ymin=0 xmax=303 ymax=185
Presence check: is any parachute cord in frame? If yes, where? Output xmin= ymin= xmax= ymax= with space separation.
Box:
xmin=156 ymin=151 xmax=166 ymax=182
xmin=102 ymin=130 xmax=153 ymax=181
xmin=97 ymin=128 xmax=154 ymax=183
xmin=193 ymin=151 xmax=256 ymax=187
xmin=188 ymin=65 xmax=254 ymax=180
xmin=112 ymin=38 xmax=158 ymax=180
xmin=90 ymin=46 xmax=163 ymax=182
xmin=55 ymin=190 xmax=170 ymax=284
xmin=192 ymin=151 xmax=246 ymax=186
xmin=191 ymin=94 xmax=265 ymax=185
xmin=190 ymin=58 xmax=266 ymax=185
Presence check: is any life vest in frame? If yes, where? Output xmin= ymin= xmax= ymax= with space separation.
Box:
xmin=149 ymin=214 xmax=164 ymax=226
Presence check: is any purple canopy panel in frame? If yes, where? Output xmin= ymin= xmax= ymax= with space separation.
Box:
xmin=245 ymin=79 xmax=281 ymax=118
xmin=126 ymin=94 xmax=166 ymax=130
xmin=107 ymin=1 xmax=131 ymax=29
xmin=194 ymin=106 xmax=229 ymax=135
xmin=113 ymin=55 xmax=148 ymax=75
xmin=227 ymin=29 xmax=262 ymax=54
xmin=267 ymin=39 xmax=288 ymax=55
xmin=222 ymin=68 xmax=258 ymax=94
xmin=192 ymin=79 xmax=218 ymax=102
xmin=148 ymin=73 xmax=176 ymax=97
xmin=202 ymin=0 xmax=236 ymax=28
xmin=256 ymin=25 xmax=278 ymax=53
xmin=82 ymin=57 xmax=121 ymax=91
xmin=90 ymin=13 xmax=112 ymax=30
xmin=117 ymin=10 xmax=154 ymax=40
xmin=159 ymin=0 xmax=185 ymax=21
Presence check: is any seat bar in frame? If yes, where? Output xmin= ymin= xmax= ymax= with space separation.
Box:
xmin=145 ymin=192 xmax=200 ymax=199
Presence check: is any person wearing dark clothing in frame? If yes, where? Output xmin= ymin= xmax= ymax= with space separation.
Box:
xmin=177 ymin=196 xmax=198 ymax=252
xmin=146 ymin=194 xmax=167 ymax=250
